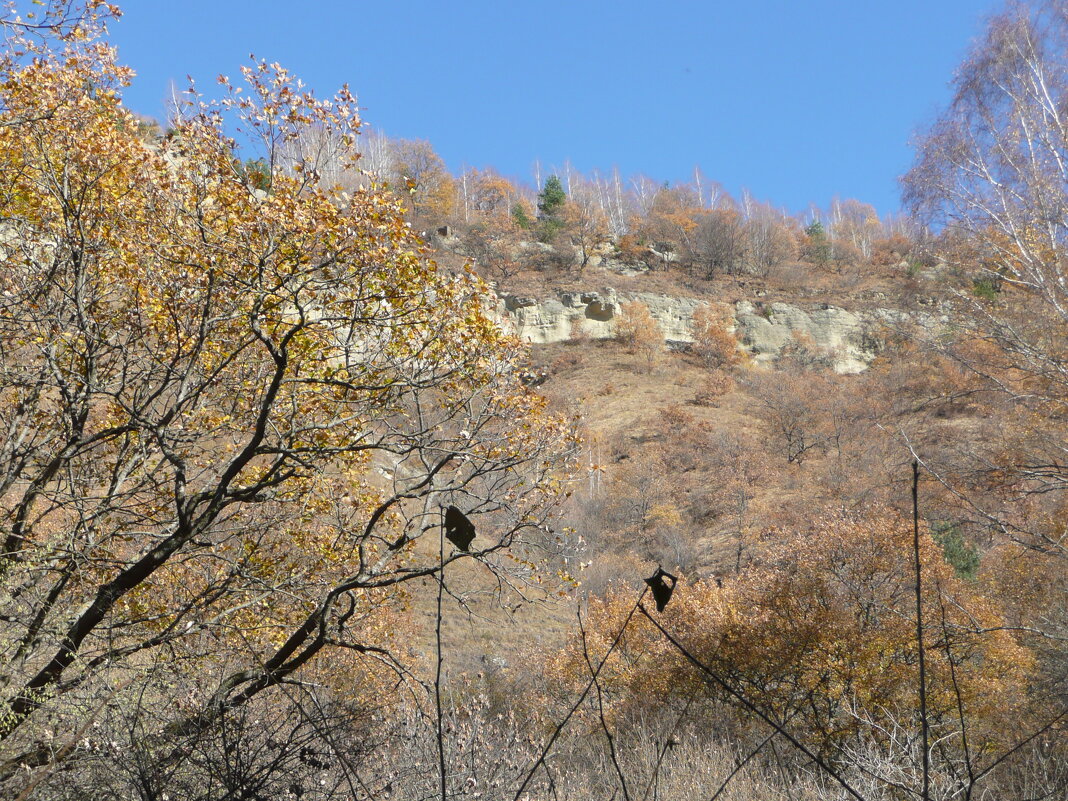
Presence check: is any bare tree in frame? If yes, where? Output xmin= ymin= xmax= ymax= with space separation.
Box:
xmin=692 ymin=208 xmax=746 ymax=277
xmin=903 ymin=1 xmax=1068 ymax=546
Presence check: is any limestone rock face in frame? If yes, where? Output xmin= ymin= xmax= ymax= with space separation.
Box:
xmin=734 ymin=301 xmax=873 ymax=373
xmin=497 ymin=289 xmax=706 ymax=345
xmin=495 ymin=289 xmax=926 ymax=374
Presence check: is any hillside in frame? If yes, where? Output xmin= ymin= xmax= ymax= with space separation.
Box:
xmin=2 ymin=4 xmax=1065 ymax=801
xmin=403 ymin=243 xmax=960 ymax=644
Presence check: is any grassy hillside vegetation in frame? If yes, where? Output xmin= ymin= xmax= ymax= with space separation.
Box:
xmin=0 ymin=2 xmax=1065 ymax=800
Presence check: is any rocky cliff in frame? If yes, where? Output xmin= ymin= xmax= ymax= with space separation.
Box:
xmin=497 ymin=289 xmax=919 ymax=374
xmin=500 ymin=289 xmax=705 ymax=346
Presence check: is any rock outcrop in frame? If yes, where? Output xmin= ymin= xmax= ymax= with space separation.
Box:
xmin=735 ymin=301 xmax=872 ymax=374
xmin=499 ymin=289 xmax=706 ymax=345
xmin=495 ymin=289 xmax=924 ymax=374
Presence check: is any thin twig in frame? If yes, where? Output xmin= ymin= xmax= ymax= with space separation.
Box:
xmin=912 ymin=460 xmax=931 ymax=801
xmin=436 ymin=507 xmax=447 ymax=801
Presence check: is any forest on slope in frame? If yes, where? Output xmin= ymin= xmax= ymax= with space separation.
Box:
xmin=0 ymin=2 xmax=1065 ymax=800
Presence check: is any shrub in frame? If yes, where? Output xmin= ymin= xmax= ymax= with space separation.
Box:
xmin=551 ymin=510 xmax=1034 ymax=755
xmin=932 ymin=521 xmax=980 ymax=580
xmin=972 ymin=276 xmax=1000 ymax=301
xmin=693 ymin=369 xmax=736 ymax=405
xmin=615 ymin=232 xmax=647 ymax=265
xmin=615 ymin=300 xmax=664 ymax=365
xmin=511 ymin=200 xmax=533 ymax=229
xmin=691 ymin=304 xmax=741 ymax=367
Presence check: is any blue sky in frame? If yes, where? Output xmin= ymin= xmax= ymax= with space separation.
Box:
xmin=107 ymin=1 xmax=1004 ymax=216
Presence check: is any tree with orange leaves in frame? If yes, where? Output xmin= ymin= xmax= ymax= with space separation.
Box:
xmin=547 ymin=510 xmax=1032 ymax=772
xmin=691 ymin=304 xmax=741 ymax=368
xmin=0 ymin=3 xmax=576 ymax=794
xmin=461 ymin=167 xmax=520 ymax=221
xmin=614 ymin=301 xmax=664 ymax=365
xmin=559 ymin=198 xmax=611 ymax=272
xmin=904 ymin=7 xmax=1068 ymax=711
xmin=391 ymin=138 xmax=457 ymax=225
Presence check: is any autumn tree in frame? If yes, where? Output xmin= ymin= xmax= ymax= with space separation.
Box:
xmin=903 ymin=2 xmax=1068 ymax=740
xmin=460 ymin=167 xmax=520 ymax=222
xmin=690 ymin=304 xmax=740 ymax=368
xmin=614 ymin=300 xmax=664 ymax=365
xmin=598 ymin=449 xmax=682 ymax=553
xmin=455 ymin=220 xmax=525 ymax=285
xmin=638 ymin=184 xmax=703 ymax=269
xmin=391 ymin=137 xmax=457 ymax=225
xmin=0 ymin=5 xmax=575 ymax=796
xmin=743 ymin=203 xmax=798 ymax=277
xmin=747 ymin=370 xmax=853 ymax=467
xmin=830 ymin=197 xmax=882 ymax=263
xmin=691 ymin=207 xmax=746 ymax=277
xmin=560 ymin=196 xmax=611 ymax=272
xmin=904 ymin=2 xmax=1068 ymax=552
xmin=550 ymin=511 xmax=1033 ymax=771
xmin=452 ymin=169 xmax=528 ymax=286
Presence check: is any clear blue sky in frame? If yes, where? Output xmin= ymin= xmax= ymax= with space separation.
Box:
xmin=107 ymin=1 xmax=1004 ymax=217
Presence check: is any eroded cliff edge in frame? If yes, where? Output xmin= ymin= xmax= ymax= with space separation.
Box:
xmin=496 ymin=289 xmax=936 ymax=374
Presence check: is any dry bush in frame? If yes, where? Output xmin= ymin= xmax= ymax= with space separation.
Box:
xmin=870 ymin=232 xmax=915 ymax=267
xmin=743 ymin=214 xmax=799 ymax=277
xmin=693 ymin=369 xmax=736 ymax=405
xmin=558 ymin=510 xmax=1034 ymax=760
xmin=600 ymin=450 xmax=679 ymax=544
xmin=575 ymin=551 xmax=650 ymax=598
xmin=776 ymin=331 xmax=837 ymax=372
xmin=830 ymin=238 xmax=865 ymax=270
xmin=765 ymin=258 xmax=813 ymax=292
xmin=568 ymin=314 xmax=589 ymax=343
xmin=661 ymin=402 xmax=695 ymax=434
xmin=532 ymin=720 xmax=827 ymax=801
xmin=691 ymin=303 xmax=741 ymax=367
xmin=456 ymin=221 xmax=524 ymax=286
xmin=747 ymin=371 xmax=840 ymax=466
xmin=615 ymin=300 xmax=664 ymax=365
xmin=686 ymin=430 xmax=768 ymax=536
xmin=615 ymin=231 xmax=649 ymax=265
xmin=549 ymin=348 xmax=586 ymax=374
xmin=691 ymin=208 xmax=747 ymax=276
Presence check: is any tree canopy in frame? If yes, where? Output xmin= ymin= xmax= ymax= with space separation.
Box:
xmin=0 ymin=3 xmax=575 ymax=792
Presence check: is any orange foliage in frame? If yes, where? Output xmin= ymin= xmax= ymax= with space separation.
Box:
xmin=691 ymin=304 xmax=741 ymax=367
xmin=693 ymin=369 xmax=736 ymax=405
xmin=614 ymin=300 xmax=664 ymax=364
xmin=0 ymin=6 xmax=577 ymax=751
xmin=463 ymin=168 xmax=519 ymax=219
xmin=546 ymin=511 xmax=1033 ymax=753
xmin=615 ymin=232 xmax=648 ymax=265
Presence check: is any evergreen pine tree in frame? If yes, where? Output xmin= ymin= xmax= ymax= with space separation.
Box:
xmin=536 ymin=175 xmax=567 ymax=243
xmin=537 ymin=175 xmax=567 ymax=217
